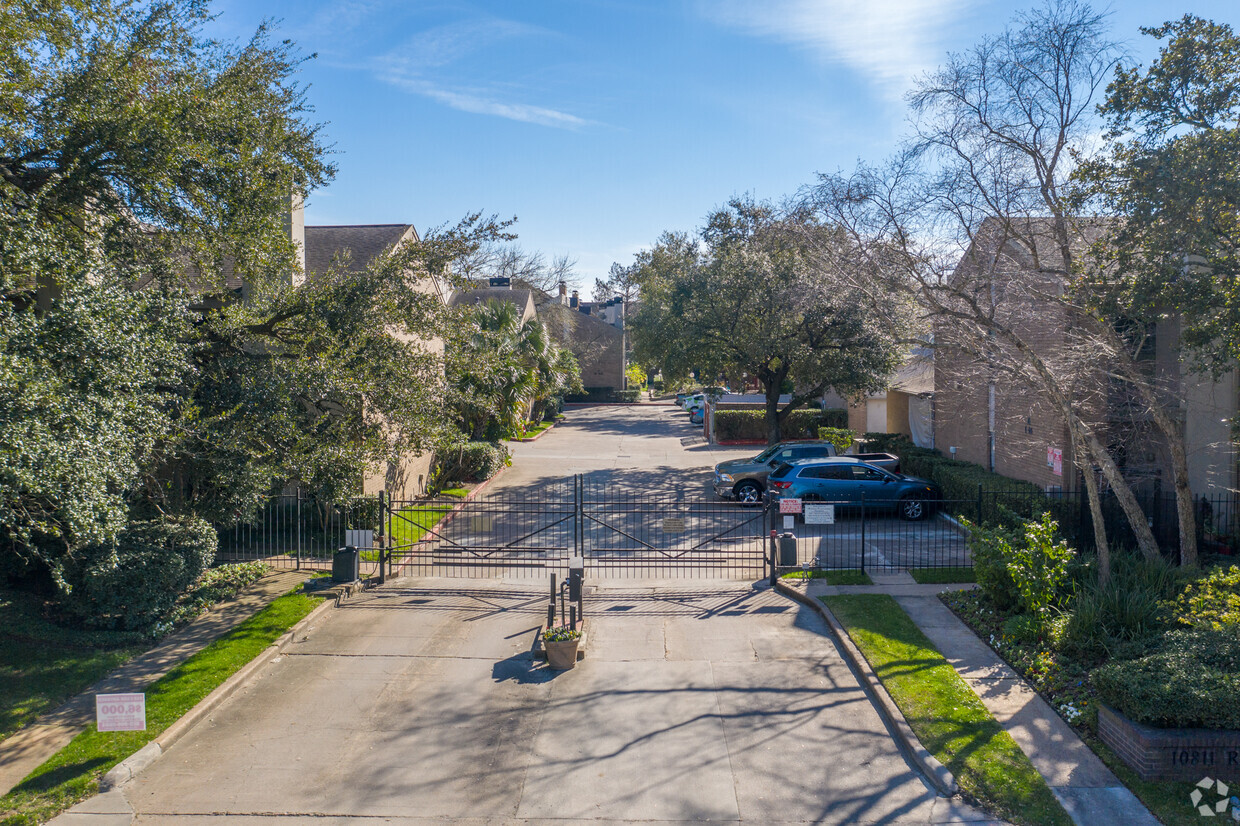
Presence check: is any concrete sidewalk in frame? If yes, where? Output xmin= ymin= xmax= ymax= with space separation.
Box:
xmin=804 ymin=573 xmax=1157 ymax=826
xmin=0 ymin=569 xmax=308 ymax=797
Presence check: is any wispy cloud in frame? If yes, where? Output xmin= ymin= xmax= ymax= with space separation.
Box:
xmin=379 ymin=74 xmax=589 ymax=129
xmin=703 ymin=0 xmax=974 ymax=97
xmin=369 ymin=18 xmax=590 ymax=129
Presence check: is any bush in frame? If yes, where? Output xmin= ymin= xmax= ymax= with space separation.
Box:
xmin=61 ymin=517 xmax=218 ymax=631
xmin=166 ymin=561 xmax=270 ymax=627
xmin=436 ymin=442 xmax=510 ymax=483
xmin=1164 ymin=564 xmax=1240 ymax=630
xmin=817 ymin=427 xmax=855 ymax=453
xmin=1059 ymin=554 xmax=1181 ymax=660
xmin=961 ymin=517 xmax=1023 ymax=611
xmin=617 ymin=389 xmax=641 ymax=403
xmin=714 ymin=409 xmax=825 ymax=441
xmin=1092 ymin=625 xmax=1240 ymax=729
xmin=820 ymin=407 xmax=848 ymax=429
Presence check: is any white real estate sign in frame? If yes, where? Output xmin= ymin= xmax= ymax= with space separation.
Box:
xmin=803 ymin=504 xmax=836 ymax=525
xmin=97 ymin=693 xmax=146 ymax=732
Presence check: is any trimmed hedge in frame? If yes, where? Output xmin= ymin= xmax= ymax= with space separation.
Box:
xmin=1091 ymin=625 xmax=1240 ymax=730
xmin=437 ymin=441 xmax=510 ymax=483
xmin=859 ymin=433 xmax=1083 ymax=540
xmin=821 ymin=407 xmax=848 ymax=429
xmin=714 ymin=409 xmax=827 ymax=442
xmin=617 ymin=389 xmax=641 ymax=403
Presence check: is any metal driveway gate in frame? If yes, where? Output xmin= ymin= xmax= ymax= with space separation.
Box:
xmin=385 ymin=476 xmax=769 ymax=580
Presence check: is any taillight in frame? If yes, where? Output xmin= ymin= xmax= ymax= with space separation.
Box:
xmin=771 ymin=481 xmax=791 ymax=490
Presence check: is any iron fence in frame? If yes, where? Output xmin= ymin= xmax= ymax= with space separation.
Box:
xmin=210 ymin=481 xmax=1239 ymax=580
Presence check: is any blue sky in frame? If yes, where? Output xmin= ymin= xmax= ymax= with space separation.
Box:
xmin=208 ymin=1 xmax=1238 ymax=292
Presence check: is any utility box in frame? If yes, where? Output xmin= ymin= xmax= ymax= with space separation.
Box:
xmin=568 ymin=556 xmax=585 ymax=602
xmin=333 ymin=547 xmax=360 ymax=583
xmin=778 ymin=532 xmax=798 ymax=567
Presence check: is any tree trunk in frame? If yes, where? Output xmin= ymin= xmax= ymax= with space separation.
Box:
xmin=763 ymin=376 xmax=782 ymax=445
xmin=1074 ymin=434 xmax=1111 ymax=586
xmin=1079 ymin=423 xmax=1162 ymax=562
xmin=1140 ymin=390 xmax=1198 ymax=567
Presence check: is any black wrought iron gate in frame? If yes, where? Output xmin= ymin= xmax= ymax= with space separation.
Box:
xmin=384 ymin=475 xmax=769 ymax=580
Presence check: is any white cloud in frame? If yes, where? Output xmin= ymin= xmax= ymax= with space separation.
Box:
xmin=704 ymin=0 xmax=974 ymax=97
xmin=381 ymin=75 xmax=589 ymax=129
xmin=370 ymin=18 xmax=589 ymax=129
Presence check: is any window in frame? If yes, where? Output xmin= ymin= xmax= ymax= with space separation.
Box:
xmin=801 ymin=465 xmax=850 ymax=480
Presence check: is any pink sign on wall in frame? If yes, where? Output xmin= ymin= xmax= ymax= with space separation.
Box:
xmin=1052 ymin=449 xmax=1063 ymax=477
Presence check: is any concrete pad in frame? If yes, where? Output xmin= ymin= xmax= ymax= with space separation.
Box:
xmin=517 ymin=659 xmax=739 ymax=822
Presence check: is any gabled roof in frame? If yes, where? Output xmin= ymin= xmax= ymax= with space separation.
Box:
xmin=447 ymin=287 xmax=537 ymax=321
xmin=304 ymin=224 xmax=417 ymax=277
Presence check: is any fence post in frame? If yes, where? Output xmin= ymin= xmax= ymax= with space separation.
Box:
xmin=860 ymin=492 xmax=866 ymax=573
xmin=377 ymin=490 xmax=386 ymax=586
xmin=296 ymin=489 xmax=302 ymax=571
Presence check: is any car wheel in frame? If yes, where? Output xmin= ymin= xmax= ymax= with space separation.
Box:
xmin=734 ymin=481 xmax=762 ymax=506
xmin=899 ymin=495 xmax=927 ymax=521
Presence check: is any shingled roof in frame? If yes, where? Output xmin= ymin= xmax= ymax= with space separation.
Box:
xmin=304 ymin=224 xmax=416 ymax=278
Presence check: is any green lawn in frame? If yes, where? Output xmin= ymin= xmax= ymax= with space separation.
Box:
xmin=909 ymin=567 xmax=977 ymax=584
xmin=822 ymin=594 xmax=1072 ymax=826
xmin=780 ymin=569 xmax=873 ymax=585
xmin=0 ymin=590 xmax=322 ymax=826
xmin=0 ymin=589 xmax=145 ymax=745
xmin=387 ymin=504 xmax=453 ymax=547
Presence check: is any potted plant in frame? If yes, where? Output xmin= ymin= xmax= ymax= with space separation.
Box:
xmin=543 ymin=624 xmax=582 ymax=670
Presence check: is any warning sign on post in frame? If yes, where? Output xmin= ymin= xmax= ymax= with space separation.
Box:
xmin=779 ymin=498 xmax=803 ymax=515
xmin=96 ymin=693 xmax=146 ymax=732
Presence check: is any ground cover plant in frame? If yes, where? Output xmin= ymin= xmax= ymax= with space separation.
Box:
xmin=823 ymin=594 xmax=1071 ymax=826
xmin=0 ymin=589 xmax=322 ymax=825
xmin=942 ymin=511 xmax=1240 ymax=826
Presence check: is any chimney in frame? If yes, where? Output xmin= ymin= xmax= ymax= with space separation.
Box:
xmin=558 ymin=281 xmax=568 ymax=304
xmin=570 ymin=290 xmax=579 ymax=309
xmin=284 ymin=191 xmax=306 ymax=285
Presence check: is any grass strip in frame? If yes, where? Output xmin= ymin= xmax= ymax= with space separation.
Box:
xmin=780 ymin=569 xmax=873 ymax=585
xmin=909 ymin=567 xmax=977 ymax=584
xmin=0 ymin=590 xmax=322 ymax=826
xmin=822 ymin=594 xmax=1072 ymax=826
xmin=388 ymin=504 xmax=453 ymax=547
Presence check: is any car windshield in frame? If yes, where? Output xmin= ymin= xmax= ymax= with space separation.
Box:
xmin=752 ymin=445 xmax=780 ymax=463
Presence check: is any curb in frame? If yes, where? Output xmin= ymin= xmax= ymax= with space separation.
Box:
xmin=774 ymin=579 xmax=958 ymax=798
xmin=99 ymin=594 xmax=338 ymax=792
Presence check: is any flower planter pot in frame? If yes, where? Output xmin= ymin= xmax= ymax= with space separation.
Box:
xmin=545 ymin=637 xmax=580 ymax=670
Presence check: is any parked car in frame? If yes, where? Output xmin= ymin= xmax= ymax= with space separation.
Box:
xmin=713 ymin=441 xmax=839 ymax=504
xmin=765 ymin=457 xmax=941 ymax=521
xmin=689 ymin=407 xmax=705 ymax=425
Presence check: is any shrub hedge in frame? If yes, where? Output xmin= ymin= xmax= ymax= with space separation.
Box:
xmin=1091 ymin=625 xmax=1240 ymax=729
xmin=817 ymin=427 xmax=856 ymax=452
xmin=63 ymin=517 xmax=219 ymax=631
xmin=617 ymin=389 xmax=641 ymax=403
xmin=715 ymin=409 xmax=833 ymax=441
xmin=860 ymin=433 xmax=1083 ymax=540
xmin=821 ymin=407 xmax=848 ymax=429
xmin=437 ymin=442 xmax=510 ymax=483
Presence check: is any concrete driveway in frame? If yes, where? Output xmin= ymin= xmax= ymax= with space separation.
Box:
xmin=112 ymin=579 xmax=991 ymax=825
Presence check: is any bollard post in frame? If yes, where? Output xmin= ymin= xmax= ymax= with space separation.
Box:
xmin=769 ymin=529 xmax=778 ymax=586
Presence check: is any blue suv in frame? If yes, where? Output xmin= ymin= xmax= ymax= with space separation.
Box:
xmin=767 ymin=457 xmax=941 ymax=521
